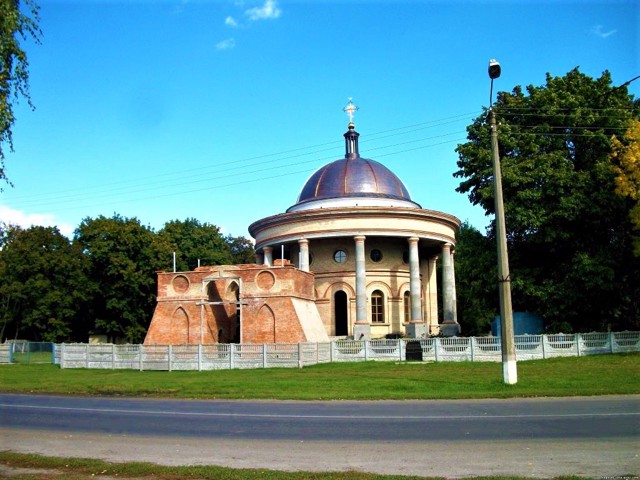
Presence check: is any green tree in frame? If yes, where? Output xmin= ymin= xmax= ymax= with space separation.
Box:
xmin=157 ymin=218 xmax=234 ymax=271
xmin=455 ymin=68 xmax=640 ymax=332
xmin=75 ymin=214 xmax=161 ymax=343
xmin=226 ymin=234 xmax=255 ymax=264
xmin=1 ymin=0 xmax=41 ymax=186
xmin=454 ymin=222 xmax=497 ymax=336
xmin=0 ymin=224 xmax=89 ymax=342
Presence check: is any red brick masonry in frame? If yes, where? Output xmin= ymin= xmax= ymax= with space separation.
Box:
xmin=144 ymin=264 xmax=323 ymax=344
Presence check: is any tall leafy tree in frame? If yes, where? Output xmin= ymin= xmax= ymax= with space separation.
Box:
xmin=1 ymin=0 xmax=41 ymax=186
xmin=455 ymin=68 xmax=640 ymax=332
xmin=75 ymin=214 xmax=161 ymax=343
xmin=0 ymin=224 xmax=89 ymax=341
xmin=454 ymin=222 xmax=497 ymax=336
xmin=157 ymin=218 xmax=234 ymax=271
xmin=226 ymin=234 xmax=255 ymax=264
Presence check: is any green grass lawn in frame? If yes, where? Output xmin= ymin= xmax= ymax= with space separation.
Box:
xmin=1 ymin=353 xmax=638 ymax=400
xmin=10 ymin=351 xmax=53 ymax=364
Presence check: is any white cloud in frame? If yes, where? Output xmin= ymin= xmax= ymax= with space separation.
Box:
xmin=591 ymin=25 xmax=617 ymax=38
xmin=245 ymin=0 xmax=281 ymax=21
xmin=216 ymin=38 xmax=236 ymax=50
xmin=225 ymin=16 xmax=238 ymax=28
xmin=0 ymin=205 xmax=75 ymax=238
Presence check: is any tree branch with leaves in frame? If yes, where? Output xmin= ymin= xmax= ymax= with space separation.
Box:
xmin=0 ymin=0 xmax=41 ymax=186
xmin=610 ymin=119 xmax=640 ymax=255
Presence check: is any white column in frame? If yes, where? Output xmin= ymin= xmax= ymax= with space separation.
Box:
xmin=353 ymin=235 xmax=370 ymax=340
xmin=406 ymin=237 xmax=427 ymax=338
xmin=451 ymin=249 xmax=458 ymax=324
xmin=263 ymin=246 xmax=273 ymax=267
xmin=442 ymin=243 xmax=453 ymax=321
xmin=408 ymin=237 xmax=423 ymax=322
xmin=298 ymin=238 xmax=310 ymax=272
xmin=427 ymin=256 xmax=439 ymax=335
xmin=441 ymin=243 xmax=461 ymax=336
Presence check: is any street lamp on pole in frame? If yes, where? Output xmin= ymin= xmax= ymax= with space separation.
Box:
xmin=488 ymin=59 xmax=517 ymax=385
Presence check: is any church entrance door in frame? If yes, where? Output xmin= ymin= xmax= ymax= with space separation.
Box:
xmin=334 ymin=291 xmax=348 ymax=336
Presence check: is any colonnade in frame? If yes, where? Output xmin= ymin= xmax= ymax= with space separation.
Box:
xmin=257 ymin=236 xmax=459 ymax=339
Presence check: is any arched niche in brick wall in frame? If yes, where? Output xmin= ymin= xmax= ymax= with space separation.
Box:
xmin=256 ymin=305 xmax=275 ymax=342
xmin=172 ymin=307 xmax=189 ymax=343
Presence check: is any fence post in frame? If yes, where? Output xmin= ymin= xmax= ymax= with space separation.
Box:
xmin=434 ymin=337 xmax=440 ymax=362
xmin=399 ymin=339 xmax=403 ymax=361
xmin=576 ymin=333 xmax=581 ymax=357
xmin=139 ymin=345 xmax=144 ymax=371
xmin=541 ymin=334 xmax=547 ymax=359
xmin=263 ymin=344 xmax=267 ymax=368
xmin=470 ymin=337 xmax=475 ymax=362
xmin=168 ymin=345 xmax=172 ymax=372
xmin=364 ymin=340 xmax=369 ymax=361
xmin=59 ymin=343 xmax=64 ymax=369
xmin=609 ymin=332 xmax=615 ymax=353
xmin=111 ymin=344 xmax=115 ymax=369
xmin=197 ymin=344 xmax=202 ymax=371
xmin=230 ymin=343 xmax=235 ymax=369
xmin=330 ymin=341 xmax=335 ymax=363
xmin=86 ymin=344 xmax=89 ymax=368
xmin=298 ymin=342 xmax=303 ymax=368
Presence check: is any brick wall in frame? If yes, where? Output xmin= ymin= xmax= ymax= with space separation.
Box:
xmin=145 ymin=264 xmax=322 ymax=345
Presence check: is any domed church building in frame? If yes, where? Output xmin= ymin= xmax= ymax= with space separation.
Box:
xmin=145 ymin=102 xmax=461 ymax=345
xmin=249 ymin=101 xmax=461 ymax=340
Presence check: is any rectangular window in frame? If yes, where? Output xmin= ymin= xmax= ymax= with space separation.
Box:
xmin=371 ymin=290 xmax=384 ymax=323
xmin=404 ymin=291 xmax=411 ymax=323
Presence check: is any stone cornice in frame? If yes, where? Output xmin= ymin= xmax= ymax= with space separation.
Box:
xmin=249 ymin=206 xmax=460 ymax=250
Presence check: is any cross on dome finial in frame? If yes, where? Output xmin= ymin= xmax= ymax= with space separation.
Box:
xmin=343 ymin=98 xmax=359 ymax=126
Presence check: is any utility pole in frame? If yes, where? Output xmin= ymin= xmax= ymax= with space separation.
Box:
xmin=488 ymin=59 xmax=517 ymax=385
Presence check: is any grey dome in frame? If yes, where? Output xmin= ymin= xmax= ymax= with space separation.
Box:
xmin=289 ymin=123 xmax=420 ymax=211
xmin=296 ymin=157 xmax=413 ymax=204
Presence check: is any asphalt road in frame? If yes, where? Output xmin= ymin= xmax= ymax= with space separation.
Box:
xmin=1 ymin=393 xmax=639 ymax=478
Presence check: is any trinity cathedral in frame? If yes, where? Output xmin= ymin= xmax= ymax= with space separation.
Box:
xmin=144 ymin=102 xmax=461 ymax=344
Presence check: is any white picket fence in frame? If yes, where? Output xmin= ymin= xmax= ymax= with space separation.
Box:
xmin=52 ymin=331 xmax=640 ymax=370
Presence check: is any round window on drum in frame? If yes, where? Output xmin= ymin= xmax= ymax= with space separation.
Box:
xmin=370 ymin=249 xmax=383 ymax=262
xmin=333 ymin=250 xmax=347 ymax=264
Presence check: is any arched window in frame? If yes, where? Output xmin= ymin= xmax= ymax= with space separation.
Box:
xmin=403 ymin=291 xmax=411 ymax=324
xmin=371 ymin=290 xmax=384 ymax=323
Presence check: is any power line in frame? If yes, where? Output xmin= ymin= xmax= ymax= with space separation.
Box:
xmin=2 ymin=113 xmax=480 ymax=208
xmin=3 ymin=107 xmax=634 ymax=212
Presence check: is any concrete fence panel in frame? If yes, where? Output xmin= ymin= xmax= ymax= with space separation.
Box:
xmin=4 ymin=331 xmax=638 ymax=369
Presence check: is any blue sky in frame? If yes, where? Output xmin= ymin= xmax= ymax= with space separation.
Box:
xmin=2 ymin=0 xmax=638 ymax=239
